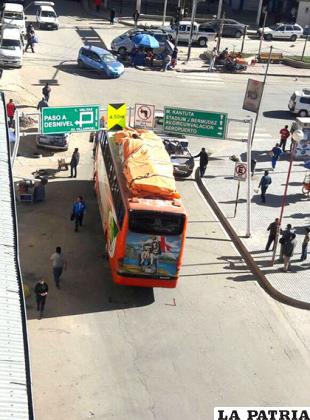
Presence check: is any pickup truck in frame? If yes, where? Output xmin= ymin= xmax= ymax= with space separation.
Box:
xmin=175 ymin=21 xmax=217 ymax=47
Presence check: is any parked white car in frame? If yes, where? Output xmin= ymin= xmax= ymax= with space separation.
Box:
xmin=176 ymin=21 xmax=217 ymax=47
xmin=0 ymin=26 xmax=23 ymax=67
xmin=1 ymin=3 xmax=26 ymax=34
xmin=36 ymin=4 xmax=59 ymax=30
xmin=258 ymin=23 xmax=303 ymax=41
xmin=288 ymin=89 xmax=310 ymax=117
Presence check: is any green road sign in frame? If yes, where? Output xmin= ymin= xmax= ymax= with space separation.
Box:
xmin=41 ymin=105 xmax=100 ymax=134
xmin=163 ymin=107 xmax=227 ymax=139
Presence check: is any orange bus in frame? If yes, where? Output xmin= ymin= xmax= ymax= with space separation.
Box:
xmin=94 ymin=128 xmax=187 ymax=288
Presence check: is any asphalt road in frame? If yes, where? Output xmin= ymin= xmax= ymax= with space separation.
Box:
xmin=9 ymin=1 xmax=310 ymax=419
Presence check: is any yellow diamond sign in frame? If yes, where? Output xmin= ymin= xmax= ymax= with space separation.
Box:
xmin=107 ymin=103 xmax=126 ymax=130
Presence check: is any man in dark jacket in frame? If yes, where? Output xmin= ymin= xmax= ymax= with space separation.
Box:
xmin=258 ymin=170 xmax=272 ymax=203
xmin=70 ymin=148 xmax=80 ymax=178
xmin=265 ymin=218 xmax=279 ymax=251
xmin=34 ymin=279 xmax=48 ymax=319
xmin=37 ymin=97 xmax=48 ymax=111
xmin=133 ymin=9 xmax=140 ymax=26
xmin=110 ymin=8 xmax=116 ymax=24
xmin=25 ymin=30 xmax=35 ymax=53
xmin=279 ymin=223 xmax=292 ymax=261
xmin=42 ymin=83 xmax=51 ymax=102
xmin=194 ymin=147 xmax=209 ymax=177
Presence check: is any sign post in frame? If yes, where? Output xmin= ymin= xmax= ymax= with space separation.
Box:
xmin=134 ymin=103 xmax=155 ymax=129
xmin=41 ymin=105 xmax=100 ymax=134
xmin=233 ymin=162 xmax=247 ymax=218
xmin=163 ymin=107 xmax=227 ymax=139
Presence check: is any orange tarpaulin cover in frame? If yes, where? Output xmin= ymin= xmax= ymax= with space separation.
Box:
xmin=112 ymin=128 xmax=180 ymax=199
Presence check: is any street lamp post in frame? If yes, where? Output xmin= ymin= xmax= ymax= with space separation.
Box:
xmin=301 ymin=35 xmax=309 ymax=62
xmin=258 ymin=11 xmax=267 ymax=58
xmin=186 ymin=0 xmax=198 ymax=62
xmin=162 ymin=0 xmax=168 ymax=26
xmin=271 ymin=129 xmax=303 ymax=265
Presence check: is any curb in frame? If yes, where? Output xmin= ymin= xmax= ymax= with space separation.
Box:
xmin=195 ymin=168 xmax=310 ymax=310
xmin=176 ymin=68 xmax=310 ymax=77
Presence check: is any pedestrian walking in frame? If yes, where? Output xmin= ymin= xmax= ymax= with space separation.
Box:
xmin=42 ymin=83 xmax=51 ymax=102
xmin=133 ymin=9 xmax=140 ymax=26
xmin=170 ymin=46 xmax=178 ymax=68
xmin=258 ymin=170 xmax=272 ymax=203
xmin=279 ymin=223 xmax=292 ymax=261
xmin=25 ymin=29 xmax=35 ymax=53
xmin=94 ymin=0 xmax=101 ymax=12
xmin=70 ymin=148 xmax=80 ymax=178
xmin=193 ymin=147 xmax=209 ymax=177
xmin=279 ymin=125 xmax=290 ymax=152
xmin=251 ymin=158 xmax=257 ymax=177
xmin=50 ymin=246 xmax=67 ymax=289
xmin=270 ymin=143 xmax=283 ymax=170
xmin=283 ymin=233 xmax=297 ymax=272
xmin=34 ymin=279 xmax=48 ymax=319
xmin=208 ymin=47 xmax=217 ymax=72
xmin=162 ymin=53 xmax=172 ymax=71
xmin=71 ymin=196 xmax=86 ymax=232
xmin=110 ymin=8 xmax=116 ymax=24
xmin=6 ymin=99 xmax=16 ymax=128
xmin=37 ymin=97 xmax=48 ymax=111
xmin=301 ymin=227 xmax=310 ymax=261
xmin=265 ymin=218 xmax=279 ymax=251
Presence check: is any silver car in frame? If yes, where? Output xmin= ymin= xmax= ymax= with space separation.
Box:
xmin=258 ymin=23 xmax=303 ymax=41
xmin=111 ymin=29 xmax=171 ymax=54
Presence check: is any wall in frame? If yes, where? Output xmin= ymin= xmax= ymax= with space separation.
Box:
xmin=297 ymin=0 xmax=310 ymax=27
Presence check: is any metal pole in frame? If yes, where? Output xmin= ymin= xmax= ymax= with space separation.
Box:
xmin=301 ymin=35 xmax=308 ymax=62
xmin=186 ymin=0 xmax=197 ymax=62
xmin=246 ymin=118 xmax=253 ymax=238
xmin=162 ymin=0 xmax=168 ymax=26
xmin=217 ymin=0 xmax=223 ymax=19
xmin=136 ymin=0 xmax=141 ymax=13
xmin=271 ymin=142 xmax=297 ymax=265
xmin=256 ymin=0 xmax=264 ymax=26
xmin=240 ymin=25 xmax=247 ymax=55
xmin=251 ymin=45 xmax=272 ymax=146
xmin=216 ymin=11 xmax=225 ymax=53
xmin=234 ymin=181 xmax=241 ymax=218
xmin=258 ymin=11 xmax=267 ymax=58
xmin=11 ymin=109 xmax=20 ymax=165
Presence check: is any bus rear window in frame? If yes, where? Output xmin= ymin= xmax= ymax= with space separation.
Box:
xmin=129 ymin=211 xmax=185 ymax=236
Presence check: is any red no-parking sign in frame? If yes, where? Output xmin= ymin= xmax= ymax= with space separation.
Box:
xmin=234 ymin=163 xmax=247 ymax=182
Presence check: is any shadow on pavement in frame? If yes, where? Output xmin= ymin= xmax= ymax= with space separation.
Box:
xmin=17 ymin=134 xmax=56 ymax=158
xmin=18 ymin=180 xmax=154 ymax=320
xmin=53 ymin=63 xmax=119 ymax=80
xmin=263 ymin=110 xmax=296 ymax=120
xmin=75 ymin=26 xmax=107 ymax=49
xmin=252 ymin=192 xmax=306 ymax=207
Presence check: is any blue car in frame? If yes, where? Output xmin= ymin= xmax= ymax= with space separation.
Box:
xmin=77 ymin=45 xmax=124 ymax=78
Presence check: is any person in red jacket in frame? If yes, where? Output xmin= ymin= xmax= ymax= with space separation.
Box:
xmin=279 ymin=125 xmax=290 ymax=152
xmin=6 ymin=99 xmax=16 ymax=128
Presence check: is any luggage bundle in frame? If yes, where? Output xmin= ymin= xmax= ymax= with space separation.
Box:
xmin=113 ymin=128 xmax=180 ymax=199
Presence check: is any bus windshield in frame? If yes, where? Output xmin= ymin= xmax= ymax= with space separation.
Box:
xmin=129 ymin=210 xmax=185 ymax=236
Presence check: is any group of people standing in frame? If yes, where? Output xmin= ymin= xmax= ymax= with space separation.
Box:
xmin=265 ymin=220 xmax=309 ymax=272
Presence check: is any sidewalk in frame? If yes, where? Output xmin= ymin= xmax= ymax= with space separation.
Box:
xmin=176 ymin=61 xmax=310 ymax=78
xmin=197 ymin=124 xmax=310 ymax=307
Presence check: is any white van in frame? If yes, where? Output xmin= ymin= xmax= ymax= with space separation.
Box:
xmin=36 ymin=5 xmax=59 ymax=30
xmin=0 ymin=26 xmax=23 ymax=67
xmin=288 ymin=89 xmax=310 ymax=117
xmin=1 ymin=3 xmax=26 ymax=34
